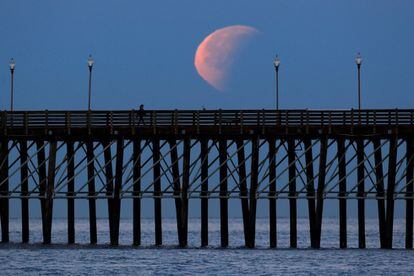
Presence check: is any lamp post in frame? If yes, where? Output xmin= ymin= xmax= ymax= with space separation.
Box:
xmin=274 ymin=55 xmax=280 ymax=110
xmin=9 ymin=58 xmax=15 ymax=111
xmin=355 ymin=53 xmax=362 ymax=110
xmin=87 ymin=55 xmax=94 ymax=111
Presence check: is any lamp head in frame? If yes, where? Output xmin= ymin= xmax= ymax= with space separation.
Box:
xmin=9 ymin=58 xmax=15 ymax=71
xmin=355 ymin=52 xmax=362 ymax=66
xmin=274 ymin=55 xmax=280 ymax=68
xmin=87 ymin=55 xmax=94 ymax=68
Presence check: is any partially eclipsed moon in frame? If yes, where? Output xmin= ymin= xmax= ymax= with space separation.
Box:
xmin=194 ymin=25 xmax=258 ymax=91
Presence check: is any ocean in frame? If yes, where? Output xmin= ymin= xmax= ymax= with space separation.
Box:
xmin=0 ymin=218 xmax=413 ymax=274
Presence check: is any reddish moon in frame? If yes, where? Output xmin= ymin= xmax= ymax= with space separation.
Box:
xmin=194 ymin=25 xmax=258 ymax=91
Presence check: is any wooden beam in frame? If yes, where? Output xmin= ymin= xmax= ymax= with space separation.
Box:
xmin=373 ymin=139 xmax=386 ymax=249
xmin=287 ymin=139 xmax=297 ymax=248
xmin=304 ymin=139 xmax=316 ymax=248
xmin=103 ymin=140 xmax=115 ymax=245
xmin=36 ymin=141 xmax=47 ymax=244
xmin=153 ymin=139 xmax=162 ymax=246
xmin=0 ymin=139 xmax=9 ymax=242
xmin=67 ymin=141 xmax=75 ymax=244
xmin=406 ymin=138 xmax=414 ymax=249
xmin=20 ymin=141 xmax=29 ymax=243
xmin=112 ymin=138 xmax=124 ymax=246
xmin=180 ymin=138 xmax=191 ymax=247
xmin=315 ymin=138 xmax=327 ymax=249
xmin=247 ymin=137 xmax=259 ymax=248
xmin=219 ymin=139 xmax=228 ymax=247
xmin=385 ymin=137 xmax=397 ymax=249
xmin=337 ymin=138 xmax=347 ymax=249
xmin=133 ymin=139 xmax=141 ymax=246
xmin=200 ymin=139 xmax=209 ymax=247
xmin=169 ymin=139 xmax=183 ymax=246
xmin=268 ymin=138 xmax=277 ymax=248
xmin=43 ymin=141 xmax=57 ymax=244
xmin=86 ymin=141 xmax=97 ymax=245
xmin=236 ymin=139 xmax=250 ymax=247
xmin=356 ymin=139 xmax=366 ymax=249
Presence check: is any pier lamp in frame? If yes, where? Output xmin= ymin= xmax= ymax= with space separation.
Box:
xmin=274 ymin=55 xmax=281 ymax=110
xmin=355 ymin=53 xmax=362 ymax=110
xmin=9 ymin=58 xmax=15 ymax=111
xmin=87 ymin=55 xmax=94 ymax=111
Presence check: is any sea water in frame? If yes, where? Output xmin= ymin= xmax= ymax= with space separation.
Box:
xmin=0 ymin=218 xmax=413 ymax=274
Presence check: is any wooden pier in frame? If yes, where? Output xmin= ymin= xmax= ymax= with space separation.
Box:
xmin=0 ymin=109 xmax=413 ymax=249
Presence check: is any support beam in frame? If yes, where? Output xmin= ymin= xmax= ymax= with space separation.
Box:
xmin=103 ymin=140 xmax=115 ymax=245
xmin=200 ymin=139 xmax=209 ymax=247
xmin=67 ymin=141 xmax=75 ymax=244
xmin=153 ymin=139 xmax=162 ymax=246
xmin=406 ymin=138 xmax=414 ymax=249
xmin=304 ymin=139 xmax=316 ymax=248
xmin=385 ymin=137 xmax=397 ymax=249
xmin=86 ymin=141 xmax=97 ymax=245
xmin=247 ymin=137 xmax=259 ymax=248
xmin=236 ymin=140 xmax=250 ymax=247
xmin=356 ymin=139 xmax=366 ymax=249
xmin=112 ymin=138 xmax=124 ymax=246
xmin=268 ymin=138 xmax=277 ymax=248
xmin=133 ymin=139 xmax=141 ymax=246
xmin=373 ymin=139 xmax=386 ymax=249
xmin=20 ymin=141 xmax=29 ymax=243
xmin=180 ymin=138 xmax=190 ymax=247
xmin=219 ymin=139 xmax=228 ymax=248
xmin=0 ymin=139 xmax=9 ymax=242
xmin=287 ymin=139 xmax=297 ymax=248
xmin=337 ymin=138 xmax=347 ymax=249
xmin=315 ymin=138 xmax=327 ymax=249
xmin=36 ymin=141 xmax=47 ymax=244
xmin=169 ymin=139 xmax=183 ymax=246
xmin=43 ymin=141 xmax=57 ymax=244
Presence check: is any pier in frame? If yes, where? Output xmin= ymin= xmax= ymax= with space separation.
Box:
xmin=0 ymin=109 xmax=413 ymax=249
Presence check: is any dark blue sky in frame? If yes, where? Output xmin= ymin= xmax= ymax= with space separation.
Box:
xmin=1 ymin=1 xmax=413 ymax=111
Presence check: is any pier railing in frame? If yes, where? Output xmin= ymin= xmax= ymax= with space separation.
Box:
xmin=1 ymin=109 xmax=413 ymax=129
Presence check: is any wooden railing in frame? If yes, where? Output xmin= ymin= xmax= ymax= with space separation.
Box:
xmin=1 ymin=109 xmax=413 ymax=129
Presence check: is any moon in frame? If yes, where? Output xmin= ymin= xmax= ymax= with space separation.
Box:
xmin=194 ymin=25 xmax=259 ymax=91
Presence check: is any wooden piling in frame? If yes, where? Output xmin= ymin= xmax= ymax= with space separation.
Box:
xmin=103 ymin=140 xmax=115 ymax=244
xmin=247 ymin=137 xmax=259 ymax=248
xmin=236 ymin=140 xmax=250 ymax=247
xmin=315 ymin=138 xmax=327 ymax=249
xmin=153 ymin=139 xmax=162 ymax=246
xmin=86 ymin=141 xmax=97 ymax=244
xmin=20 ymin=141 xmax=29 ymax=243
xmin=36 ymin=141 xmax=47 ymax=244
xmin=406 ymin=139 xmax=413 ymax=249
xmin=43 ymin=141 xmax=57 ymax=244
xmin=356 ymin=139 xmax=366 ymax=248
xmin=112 ymin=138 xmax=124 ymax=246
xmin=219 ymin=139 xmax=228 ymax=247
xmin=268 ymin=139 xmax=277 ymax=248
xmin=67 ymin=141 xmax=75 ymax=244
xmin=200 ymin=139 xmax=209 ymax=247
xmin=385 ymin=137 xmax=397 ymax=249
xmin=337 ymin=138 xmax=347 ymax=248
xmin=287 ymin=139 xmax=297 ymax=248
xmin=180 ymin=138 xmax=190 ymax=247
xmin=373 ymin=139 xmax=386 ymax=248
xmin=169 ymin=139 xmax=183 ymax=246
xmin=0 ymin=139 xmax=9 ymax=242
xmin=133 ymin=139 xmax=141 ymax=246
xmin=304 ymin=139 xmax=316 ymax=248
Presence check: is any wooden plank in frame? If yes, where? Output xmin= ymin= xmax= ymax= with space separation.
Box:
xmin=356 ymin=139 xmax=366 ymax=248
xmin=268 ymin=138 xmax=277 ymax=248
xmin=153 ymin=139 xmax=162 ymax=246
xmin=248 ymin=137 xmax=259 ymax=248
xmin=373 ymin=139 xmax=386 ymax=248
xmin=337 ymin=138 xmax=347 ymax=249
xmin=133 ymin=139 xmax=141 ymax=246
xmin=406 ymin=138 xmax=414 ymax=249
xmin=219 ymin=139 xmax=228 ymax=247
xmin=385 ymin=137 xmax=397 ymax=249
xmin=36 ymin=141 xmax=47 ymax=244
xmin=20 ymin=141 xmax=29 ymax=243
xmin=86 ymin=141 xmax=97 ymax=244
xmin=180 ymin=138 xmax=190 ymax=247
xmin=315 ymin=138 xmax=327 ymax=249
xmin=287 ymin=139 xmax=297 ymax=248
xmin=236 ymin=139 xmax=250 ymax=247
xmin=43 ymin=141 xmax=57 ymax=244
xmin=169 ymin=139 xmax=183 ymax=246
xmin=67 ymin=141 xmax=75 ymax=244
xmin=304 ymin=139 xmax=316 ymax=248
xmin=0 ymin=139 xmax=9 ymax=242
xmin=200 ymin=139 xmax=209 ymax=247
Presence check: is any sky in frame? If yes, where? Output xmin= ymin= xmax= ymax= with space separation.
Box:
xmin=1 ymin=1 xmax=414 ymax=220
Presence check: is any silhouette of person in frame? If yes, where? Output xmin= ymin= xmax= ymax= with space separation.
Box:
xmin=138 ymin=104 xmax=146 ymax=126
